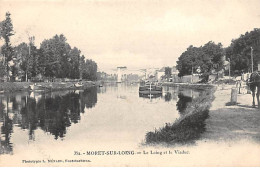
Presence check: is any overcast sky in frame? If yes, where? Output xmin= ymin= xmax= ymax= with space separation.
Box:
xmin=1 ymin=0 xmax=260 ymax=73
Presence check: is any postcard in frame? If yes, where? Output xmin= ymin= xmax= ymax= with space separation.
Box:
xmin=0 ymin=0 xmax=260 ymax=167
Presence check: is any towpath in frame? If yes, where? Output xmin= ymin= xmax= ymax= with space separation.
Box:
xmin=202 ymin=84 xmax=260 ymax=142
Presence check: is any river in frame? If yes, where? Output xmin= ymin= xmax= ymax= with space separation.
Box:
xmin=0 ymin=83 xmax=202 ymax=156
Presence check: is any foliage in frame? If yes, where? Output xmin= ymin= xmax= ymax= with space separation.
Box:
xmin=145 ymin=88 xmax=216 ymax=145
xmin=164 ymin=67 xmax=172 ymax=81
xmin=1 ymin=12 xmax=98 ymax=82
xmin=82 ymin=59 xmax=97 ymax=81
xmin=0 ymin=12 xmax=14 ymax=81
xmin=0 ymin=61 xmax=6 ymax=77
xmin=38 ymin=34 xmax=98 ymax=81
xmin=225 ymin=28 xmax=260 ymax=75
xmin=40 ymin=34 xmax=72 ymax=78
xmin=7 ymin=33 xmax=98 ymax=81
xmin=176 ymin=42 xmax=224 ymax=80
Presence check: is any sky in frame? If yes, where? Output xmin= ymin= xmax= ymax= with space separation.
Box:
xmin=0 ymin=0 xmax=260 ymax=74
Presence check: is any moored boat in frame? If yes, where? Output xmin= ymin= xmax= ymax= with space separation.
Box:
xmin=139 ymin=82 xmax=162 ymax=94
xmin=29 ymin=83 xmax=45 ymax=91
xmin=139 ymin=93 xmax=162 ymax=99
xmin=74 ymin=82 xmax=83 ymax=88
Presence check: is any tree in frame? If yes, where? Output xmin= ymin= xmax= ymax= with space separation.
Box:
xmin=225 ymin=28 xmax=260 ymax=75
xmin=82 ymin=59 xmax=97 ymax=81
xmin=28 ymin=36 xmax=39 ymax=78
xmin=164 ymin=67 xmax=172 ymax=81
xmin=0 ymin=12 xmax=14 ymax=81
xmin=13 ymin=42 xmax=37 ymax=81
xmin=176 ymin=45 xmax=203 ymax=77
xmin=0 ymin=61 xmax=6 ymax=78
xmin=79 ymin=55 xmax=85 ymax=79
xmin=201 ymin=41 xmax=224 ymax=79
xmin=40 ymin=34 xmax=72 ymax=79
xmin=176 ymin=42 xmax=224 ymax=81
xmin=69 ymin=47 xmax=81 ymax=79
xmin=5 ymin=32 xmax=98 ymax=81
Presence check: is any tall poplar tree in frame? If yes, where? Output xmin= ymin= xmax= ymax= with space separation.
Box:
xmin=0 ymin=12 xmax=14 ymax=81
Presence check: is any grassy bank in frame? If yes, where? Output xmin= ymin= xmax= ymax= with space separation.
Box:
xmin=145 ymin=86 xmax=216 ymax=145
xmin=0 ymin=81 xmax=98 ymax=92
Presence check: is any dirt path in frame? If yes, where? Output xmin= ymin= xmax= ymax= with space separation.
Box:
xmin=202 ymin=85 xmax=260 ymax=143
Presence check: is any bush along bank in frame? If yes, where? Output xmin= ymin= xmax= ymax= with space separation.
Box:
xmin=145 ymin=87 xmax=216 ymax=145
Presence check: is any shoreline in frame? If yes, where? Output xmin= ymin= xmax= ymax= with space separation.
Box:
xmin=145 ymin=82 xmax=260 ymax=145
xmin=145 ymin=86 xmax=216 ymax=145
xmin=162 ymin=82 xmax=215 ymax=90
xmin=0 ymin=81 xmax=100 ymax=93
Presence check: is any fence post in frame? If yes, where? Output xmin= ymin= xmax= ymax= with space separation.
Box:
xmin=231 ymin=87 xmax=237 ymax=105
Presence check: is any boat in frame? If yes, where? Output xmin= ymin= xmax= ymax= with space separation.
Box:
xmin=29 ymin=83 xmax=45 ymax=91
xmin=0 ymin=90 xmax=4 ymax=94
xmin=139 ymin=93 xmax=162 ymax=99
xmin=74 ymin=82 xmax=83 ymax=88
xmin=139 ymin=82 xmax=162 ymax=95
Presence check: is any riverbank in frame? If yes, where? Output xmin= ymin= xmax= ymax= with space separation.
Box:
xmin=0 ymin=81 xmax=100 ymax=92
xmin=162 ymin=82 xmax=215 ymax=90
xmin=145 ymin=82 xmax=260 ymax=145
xmin=201 ymin=84 xmax=260 ymax=143
xmin=145 ymin=86 xmax=216 ymax=145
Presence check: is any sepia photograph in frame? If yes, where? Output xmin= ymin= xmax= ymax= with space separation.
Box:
xmin=0 ymin=0 xmax=260 ymax=167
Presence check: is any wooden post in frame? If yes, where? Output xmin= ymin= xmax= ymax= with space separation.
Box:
xmin=221 ymin=83 xmax=225 ymax=90
xmin=231 ymin=87 xmax=237 ymax=104
xmin=191 ymin=66 xmax=193 ymax=84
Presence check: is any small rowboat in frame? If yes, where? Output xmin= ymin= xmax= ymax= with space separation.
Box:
xmin=74 ymin=82 xmax=83 ymax=88
xmin=29 ymin=83 xmax=44 ymax=91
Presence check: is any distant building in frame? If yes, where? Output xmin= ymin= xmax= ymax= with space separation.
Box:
xmin=222 ymin=55 xmax=230 ymax=72
xmin=156 ymin=67 xmax=165 ymax=81
xmin=210 ymin=55 xmax=228 ymax=79
xmin=171 ymin=66 xmax=180 ymax=83
xmin=126 ymin=74 xmax=139 ymax=82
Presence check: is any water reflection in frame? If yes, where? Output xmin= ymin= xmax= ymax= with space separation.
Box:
xmin=138 ymin=86 xmax=201 ymax=108
xmin=145 ymin=88 xmax=214 ymax=145
xmin=139 ymin=93 xmax=162 ymax=99
xmin=0 ymin=84 xmax=210 ymax=155
xmin=164 ymin=92 xmax=172 ymax=102
xmin=0 ymin=87 xmax=98 ymax=154
xmin=176 ymin=93 xmax=192 ymax=114
xmin=0 ymin=101 xmax=13 ymax=155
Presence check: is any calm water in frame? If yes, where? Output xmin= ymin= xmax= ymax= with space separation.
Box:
xmin=0 ymin=83 xmax=201 ymax=155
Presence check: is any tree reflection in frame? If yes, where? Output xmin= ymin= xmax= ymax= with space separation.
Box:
xmin=82 ymin=86 xmax=97 ymax=108
xmin=0 ymin=87 xmax=98 ymax=154
xmin=176 ymin=92 xmax=192 ymax=114
xmin=0 ymin=98 xmax=13 ymax=155
xmin=37 ymin=95 xmax=72 ymax=139
xmin=20 ymin=96 xmax=38 ymax=140
xmin=164 ymin=92 xmax=172 ymax=102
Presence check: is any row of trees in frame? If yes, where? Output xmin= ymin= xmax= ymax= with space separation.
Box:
xmin=225 ymin=28 xmax=260 ymax=75
xmin=176 ymin=41 xmax=224 ymax=79
xmin=0 ymin=12 xmax=98 ymax=82
xmin=176 ymin=28 xmax=260 ymax=79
